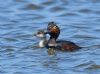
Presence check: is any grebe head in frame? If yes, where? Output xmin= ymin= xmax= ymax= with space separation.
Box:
xmin=47 ymin=22 xmax=60 ymax=40
xmin=34 ymin=30 xmax=46 ymax=38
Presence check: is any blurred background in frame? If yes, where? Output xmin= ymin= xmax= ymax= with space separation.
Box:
xmin=0 ymin=0 xmax=100 ymax=74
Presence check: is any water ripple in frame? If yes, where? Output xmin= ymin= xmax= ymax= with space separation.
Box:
xmin=0 ymin=0 xmax=100 ymax=74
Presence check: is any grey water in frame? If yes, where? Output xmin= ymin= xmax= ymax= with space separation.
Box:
xmin=0 ymin=0 xmax=100 ymax=74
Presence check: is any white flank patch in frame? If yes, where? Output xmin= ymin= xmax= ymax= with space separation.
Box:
xmin=39 ymin=40 xmax=45 ymax=47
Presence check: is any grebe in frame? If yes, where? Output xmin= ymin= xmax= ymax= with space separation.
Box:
xmin=46 ymin=22 xmax=81 ymax=51
xmin=34 ymin=30 xmax=47 ymax=48
xmin=34 ymin=29 xmax=58 ymax=49
xmin=34 ymin=30 xmax=56 ymax=55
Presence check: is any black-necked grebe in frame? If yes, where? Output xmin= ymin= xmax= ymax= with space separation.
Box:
xmin=34 ymin=30 xmax=47 ymax=48
xmin=46 ymin=22 xmax=81 ymax=51
xmin=34 ymin=29 xmax=56 ymax=55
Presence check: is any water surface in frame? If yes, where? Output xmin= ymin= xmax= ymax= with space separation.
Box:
xmin=0 ymin=0 xmax=100 ymax=74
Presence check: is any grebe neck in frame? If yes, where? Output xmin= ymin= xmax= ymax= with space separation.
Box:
xmin=39 ymin=35 xmax=47 ymax=47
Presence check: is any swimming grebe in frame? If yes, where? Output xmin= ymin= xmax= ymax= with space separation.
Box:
xmin=46 ymin=22 xmax=81 ymax=51
xmin=34 ymin=30 xmax=47 ymax=48
xmin=34 ymin=29 xmax=57 ymax=48
xmin=34 ymin=30 xmax=56 ymax=55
